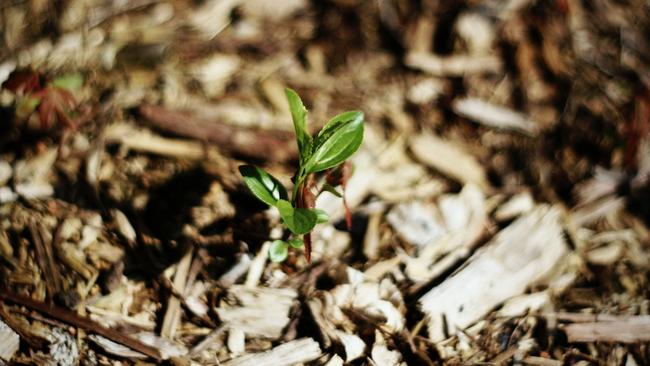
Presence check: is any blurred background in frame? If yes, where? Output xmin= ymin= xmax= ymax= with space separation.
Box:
xmin=1 ymin=0 xmax=650 ymax=364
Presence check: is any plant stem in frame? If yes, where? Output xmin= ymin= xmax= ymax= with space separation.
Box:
xmin=291 ymin=168 xmax=306 ymax=205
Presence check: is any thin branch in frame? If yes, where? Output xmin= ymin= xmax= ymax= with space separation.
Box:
xmin=0 ymin=291 xmax=162 ymax=360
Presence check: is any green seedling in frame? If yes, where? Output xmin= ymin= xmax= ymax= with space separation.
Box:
xmin=239 ymin=88 xmax=364 ymax=262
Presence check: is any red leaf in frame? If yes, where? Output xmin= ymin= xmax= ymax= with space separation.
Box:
xmin=2 ymin=70 xmax=41 ymax=94
xmin=38 ymin=95 xmax=56 ymax=129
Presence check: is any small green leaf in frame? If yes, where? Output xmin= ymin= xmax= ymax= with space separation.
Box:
xmin=16 ymin=95 xmax=41 ymax=119
xmin=276 ymin=199 xmax=317 ymax=235
xmin=316 ymin=111 xmax=362 ymax=144
xmin=313 ymin=209 xmax=329 ymax=224
xmin=305 ymin=111 xmax=364 ymax=174
xmin=269 ymin=240 xmax=289 ymax=262
xmin=239 ymin=165 xmax=288 ymax=206
xmin=50 ymin=73 xmax=83 ymax=91
xmin=321 ymin=182 xmax=342 ymax=197
xmin=288 ymin=238 xmax=304 ymax=248
xmin=285 ymin=88 xmax=313 ymax=164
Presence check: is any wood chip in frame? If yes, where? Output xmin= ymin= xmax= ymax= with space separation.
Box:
xmin=563 ymin=316 xmax=650 ymax=343
xmin=586 ymin=242 xmax=624 ymax=265
xmin=370 ymin=331 xmax=404 ymax=366
xmin=334 ymin=330 xmax=365 ymax=363
xmin=386 ymin=201 xmax=445 ymax=249
xmin=190 ymin=54 xmax=240 ymax=98
xmin=111 ymin=209 xmax=137 ymax=244
xmin=405 ymin=52 xmax=502 ymax=76
xmin=218 ymin=254 xmax=252 ymax=288
xmin=522 ymin=356 xmax=563 ymax=366
xmin=405 ymin=184 xmax=486 ymax=283
xmin=410 ymin=133 xmax=489 ymax=191
xmin=161 ymin=248 xmax=193 ymax=339
xmin=90 ymin=332 xmax=187 ymax=360
xmin=227 ymin=327 xmax=245 ymax=356
xmin=494 ymin=191 xmax=535 ymax=221
xmin=452 ymin=97 xmax=539 ymax=135
xmin=0 ymin=319 xmax=19 ymax=362
xmin=419 ymin=205 xmax=568 ymax=341
xmin=189 ymin=325 xmax=227 ymax=357
xmin=325 ymin=354 xmax=345 ymax=366
xmin=0 ymin=161 xmax=12 ymax=186
xmin=223 ymin=337 xmax=322 ymax=366
xmin=244 ymin=241 xmax=270 ymax=287
xmin=496 ymin=291 xmax=551 ymax=318
xmin=216 ymin=285 xmax=297 ymax=339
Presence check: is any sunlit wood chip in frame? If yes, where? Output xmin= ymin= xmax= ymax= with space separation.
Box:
xmin=452 ymin=97 xmax=539 ymax=135
xmin=223 ymin=338 xmax=322 ymax=366
xmin=419 ymin=205 xmax=568 ymax=341
xmin=0 ymin=319 xmax=19 ymax=362
xmin=334 ymin=330 xmax=365 ymax=363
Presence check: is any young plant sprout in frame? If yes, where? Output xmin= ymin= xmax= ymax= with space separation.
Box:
xmin=239 ymin=88 xmax=364 ymax=262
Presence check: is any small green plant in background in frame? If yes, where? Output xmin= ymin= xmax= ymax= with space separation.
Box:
xmin=239 ymin=88 xmax=364 ymax=262
xmin=2 ymin=69 xmax=83 ymax=129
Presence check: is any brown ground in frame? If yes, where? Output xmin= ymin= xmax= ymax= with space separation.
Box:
xmin=0 ymin=0 xmax=649 ymax=365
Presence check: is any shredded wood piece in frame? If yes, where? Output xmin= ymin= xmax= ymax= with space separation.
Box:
xmin=223 ymin=337 xmax=322 ymax=366
xmin=325 ymin=354 xmax=345 ymax=366
xmin=161 ymin=248 xmax=193 ymax=339
xmin=410 ymin=133 xmax=489 ymax=191
xmin=245 ymin=241 xmax=270 ymax=287
xmin=0 ymin=319 xmax=19 ymax=362
xmin=405 ymin=52 xmax=502 ymax=76
xmin=216 ymin=285 xmax=297 ymax=339
xmin=189 ymin=325 xmax=227 ymax=357
xmin=419 ymin=205 xmax=568 ymax=341
xmin=563 ymin=316 xmax=650 ymax=343
xmin=452 ymin=97 xmax=539 ymax=135
xmin=335 ymin=330 xmax=365 ymax=362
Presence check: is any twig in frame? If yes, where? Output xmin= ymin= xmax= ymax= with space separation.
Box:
xmin=0 ymin=291 xmax=162 ymax=360
xmin=138 ymin=104 xmax=296 ymax=162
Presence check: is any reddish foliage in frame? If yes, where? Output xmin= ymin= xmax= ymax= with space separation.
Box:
xmin=2 ymin=70 xmax=41 ymax=94
xmin=2 ymin=69 xmax=78 ymax=130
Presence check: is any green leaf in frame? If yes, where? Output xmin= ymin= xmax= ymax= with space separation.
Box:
xmin=321 ymin=182 xmax=342 ymax=197
xmin=313 ymin=209 xmax=329 ymax=224
xmin=276 ymin=199 xmax=317 ymax=235
xmin=316 ymin=111 xmax=362 ymax=144
xmin=285 ymin=88 xmax=313 ymax=164
xmin=239 ymin=165 xmax=288 ymax=206
xmin=50 ymin=73 xmax=83 ymax=91
xmin=288 ymin=238 xmax=304 ymax=248
xmin=304 ymin=111 xmax=364 ymax=174
xmin=16 ymin=95 xmax=41 ymax=119
xmin=269 ymin=240 xmax=289 ymax=262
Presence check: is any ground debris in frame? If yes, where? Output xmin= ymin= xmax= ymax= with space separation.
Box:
xmin=0 ymin=319 xmax=19 ymax=362
xmin=1 ymin=0 xmax=649 ymax=363
xmin=216 ymin=285 xmax=297 ymax=339
xmin=419 ymin=205 xmax=569 ymax=341
xmin=223 ymin=337 xmax=321 ymax=366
